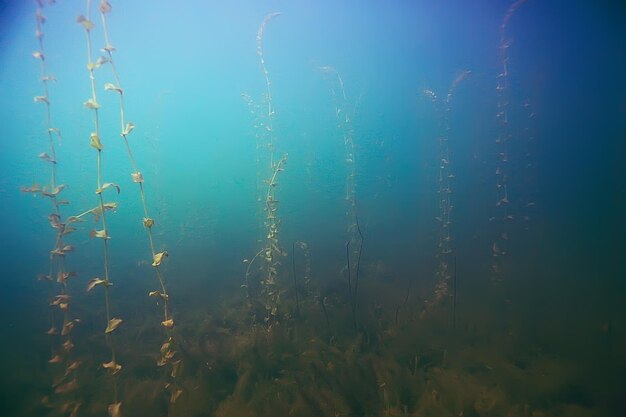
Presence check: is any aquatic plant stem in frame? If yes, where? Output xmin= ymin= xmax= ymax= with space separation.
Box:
xmin=245 ymin=13 xmax=287 ymax=330
xmin=98 ymin=2 xmax=183 ymax=404
xmin=262 ymin=154 xmax=287 ymax=325
xmin=492 ymin=0 xmax=529 ymax=280
xmin=35 ymin=4 xmax=62 ymax=357
xmin=318 ymin=66 xmax=364 ymax=328
xmin=395 ymin=280 xmax=412 ymax=326
xmin=257 ymin=12 xmax=281 ymax=169
xmin=353 ymin=215 xmax=363 ymax=305
xmin=422 ymin=71 xmax=469 ymax=313
xmin=320 ymin=296 xmax=331 ymax=342
xmin=28 ymin=4 xmax=82 ymax=411
xmin=345 ymin=240 xmax=356 ymax=329
xmin=346 ymin=216 xmax=364 ymax=330
xmin=452 ymin=256 xmax=457 ymax=330
xmin=292 ymin=241 xmax=300 ymax=318
xmin=78 ymin=0 xmax=122 ymax=408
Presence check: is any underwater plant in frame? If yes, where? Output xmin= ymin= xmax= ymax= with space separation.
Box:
xmin=243 ymin=12 xmax=288 ymax=331
xmin=76 ymin=1 xmax=124 ymax=415
xmin=318 ymin=66 xmax=364 ymax=329
xmin=491 ymin=0 xmax=530 ymax=281
xmin=421 ymin=70 xmax=470 ymax=315
xmin=519 ymin=98 xmax=538 ymax=231
xmin=291 ymin=240 xmax=312 ymax=318
xmin=96 ymin=0 xmax=182 ymax=405
xmin=22 ymin=2 xmax=82 ymax=414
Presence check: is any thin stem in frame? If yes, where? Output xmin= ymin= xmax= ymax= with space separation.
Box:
xmin=81 ymin=0 xmax=119 ymax=404
xmin=345 ymin=240 xmax=352 ymax=298
xmin=99 ymin=2 xmax=182 ymax=400
xmin=32 ymin=3 xmax=79 ymax=398
xmin=292 ymin=241 xmax=300 ymax=318
xmin=492 ymin=0 xmax=528 ymax=279
xmin=353 ymin=215 xmax=364 ymax=303
xmin=452 ymin=256 xmax=457 ymax=330
xmin=257 ymin=12 xmax=280 ymax=169
xmin=247 ymin=12 xmax=283 ymax=331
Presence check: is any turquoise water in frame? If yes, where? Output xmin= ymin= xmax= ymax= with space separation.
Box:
xmin=0 ymin=0 xmax=624 ymax=416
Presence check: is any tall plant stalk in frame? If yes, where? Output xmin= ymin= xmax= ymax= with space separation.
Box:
xmin=422 ymin=70 xmax=470 ymax=312
xmin=24 ymin=2 xmax=82 ymax=414
xmin=491 ymin=0 xmax=529 ymax=281
xmin=76 ymin=2 xmax=123 ymax=415
xmin=318 ymin=66 xmax=363 ymax=328
xmin=97 ymin=0 xmax=182 ymax=404
xmin=244 ymin=12 xmax=288 ymax=331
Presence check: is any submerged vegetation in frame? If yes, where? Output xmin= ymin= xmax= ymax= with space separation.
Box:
xmin=97 ymin=0 xmax=182 ymax=406
xmin=25 ymin=1 xmax=82 ymax=415
xmin=243 ymin=12 xmax=289 ymax=331
xmin=421 ymin=70 xmax=470 ymax=319
xmin=491 ymin=0 xmax=530 ymax=282
xmin=9 ymin=1 xmax=622 ymax=417
xmin=318 ymin=65 xmax=365 ymax=330
xmin=77 ymin=0 xmax=123 ymax=414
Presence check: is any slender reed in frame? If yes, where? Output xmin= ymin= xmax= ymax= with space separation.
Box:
xmin=76 ymin=2 xmax=123 ymax=414
xmin=24 ymin=2 xmax=81 ymax=413
xmin=317 ymin=67 xmax=358 ymax=232
xmin=345 ymin=216 xmax=364 ymax=329
xmin=422 ymin=70 xmax=469 ymax=313
xmin=519 ymin=98 xmax=538 ymax=231
xmin=296 ymin=241 xmax=312 ymax=296
xmin=452 ymin=256 xmax=457 ymax=329
xmin=394 ymin=280 xmax=411 ymax=326
xmin=318 ymin=66 xmax=364 ymax=328
xmin=491 ymin=0 xmax=529 ymax=281
xmin=292 ymin=241 xmax=300 ymax=317
xmin=353 ymin=216 xmax=364 ymax=307
xmin=244 ymin=13 xmax=288 ymax=331
xmin=96 ymin=0 xmax=182 ymax=404
xmin=257 ymin=12 xmax=281 ymax=169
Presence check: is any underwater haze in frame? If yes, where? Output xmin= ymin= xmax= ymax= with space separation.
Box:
xmin=1 ymin=0 xmax=625 ymax=416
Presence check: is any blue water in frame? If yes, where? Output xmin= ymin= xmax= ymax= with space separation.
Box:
xmin=0 ymin=1 xmax=624 ymax=416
